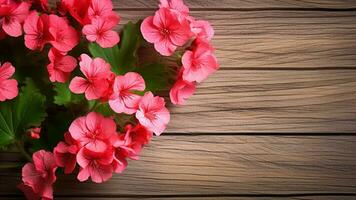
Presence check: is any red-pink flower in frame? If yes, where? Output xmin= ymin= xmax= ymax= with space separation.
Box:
xmin=69 ymin=54 xmax=112 ymax=100
xmin=159 ymin=0 xmax=189 ymax=18
xmin=48 ymin=14 xmax=79 ymax=52
xmin=69 ymin=112 xmax=117 ymax=153
xmin=28 ymin=127 xmax=41 ymax=139
xmin=170 ymin=69 xmax=196 ymax=105
xmin=135 ymin=92 xmax=170 ymax=136
xmin=18 ymin=150 xmax=57 ymax=200
xmin=54 ymin=132 xmax=80 ymax=174
xmin=0 ymin=62 xmax=18 ymax=101
xmin=23 ymin=12 xmax=50 ymax=51
xmin=82 ymin=14 xmax=120 ymax=48
xmin=88 ymin=0 xmax=115 ymax=20
xmin=0 ymin=1 xmax=30 ymax=37
xmin=47 ymin=48 xmax=77 ymax=83
xmin=114 ymin=124 xmax=152 ymax=160
xmin=182 ymin=39 xmax=219 ymax=83
xmin=61 ymin=0 xmax=91 ymax=25
xmin=109 ymin=72 xmax=145 ymax=114
xmin=77 ymin=147 xmax=114 ymax=183
xmin=141 ymin=8 xmax=192 ymax=56
xmin=190 ymin=19 xmax=214 ymax=41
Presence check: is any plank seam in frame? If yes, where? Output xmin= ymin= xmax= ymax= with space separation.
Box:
xmin=3 ymin=193 xmax=356 ymax=198
xmin=164 ymin=132 xmax=356 ymax=136
xmin=114 ymin=8 xmax=356 ymax=12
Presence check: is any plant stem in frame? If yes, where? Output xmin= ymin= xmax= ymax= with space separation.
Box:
xmin=15 ymin=141 xmax=32 ymax=162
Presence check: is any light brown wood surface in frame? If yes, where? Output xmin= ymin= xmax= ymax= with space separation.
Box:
xmin=117 ymin=0 xmax=356 ymax=9
xmin=1 ymin=136 xmax=356 ymax=198
xmin=2 ymin=0 xmax=356 ymax=200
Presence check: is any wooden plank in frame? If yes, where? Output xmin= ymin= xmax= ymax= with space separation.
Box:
xmin=116 ymin=0 xmax=356 ymax=9
xmin=119 ymin=11 xmax=356 ymax=69
xmin=1 ymin=136 xmax=356 ymax=196
xmin=5 ymin=197 xmax=356 ymax=200
xmin=166 ymin=70 xmax=356 ymax=133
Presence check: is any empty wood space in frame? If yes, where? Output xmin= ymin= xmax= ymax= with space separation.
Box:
xmin=1 ymin=0 xmax=356 ymax=200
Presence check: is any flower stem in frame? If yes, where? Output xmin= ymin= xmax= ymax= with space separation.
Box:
xmin=15 ymin=141 xmax=32 ymax=162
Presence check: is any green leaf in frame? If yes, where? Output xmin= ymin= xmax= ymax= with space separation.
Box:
xmin=0 ymin=79 xmax=47 ymax=147
xmin=53 ymin=82 xmax=83 ymax=106
xmin=135 ymin=63 xmax=169 ymax=92
xmin=94 ymin=103 xmax=116 ymax=117
xmin=89 ymin=21 xmax=142 ymax=75
xmin=88 ymin=43 xmax=120 ymax=74
xmin=13 ymin=79 xmax=47 ymax=137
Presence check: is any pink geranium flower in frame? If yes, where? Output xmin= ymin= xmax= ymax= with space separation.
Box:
xmin=190 ymin=19 xmax=214 ymax=41
xmin=182 ymin=39 xmax=219 ymax=83
xmin=108 ymin=72 xmax=145 ymax=114
xmin=170 ymin=69 xmax=196 ymax=105
xmin=114 ymin=124 xmax=152 ymax=160
xmin=18 ymin=150 xmax=57 ymax=200
xmin=82 ymin=14 xmax=120 ymax=48
xmin=0 ymin=1 xmax=30 ymax=37
xmin=141 ymin=8 xmax=192 ymax=56
xmin=69 ymin=112 xmax=117 ymax=153
xmin=54 ymin=132 xmax=80 ymax=174
xmin=0 ymin=62 xmax=18 ymax=101
xmin=47 ymin=48 xmax=77 ymax=83
xmin=23 ymin=12 xmax=50 ymax=51
xmin=77 ymin=147 xmax=114 ymax=183
xmin=61 ymin=0 xmax=91 ymax=25
xmin=48 ymin=14 xmax=79 ymax=52
xmin=159 ymin=0 xmax=189 ymax=18
xmin=88 ymin=0 xmax=115 ymax=20
xmin=27 ymin=127 xmax=41 ymax=139
xmin=135 ymin=92 xmax=170 ymax=136
xmin=69 ymin=54 xmax=112 ymax=100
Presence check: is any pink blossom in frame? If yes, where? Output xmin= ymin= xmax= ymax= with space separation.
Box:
xmin=182 ymin=39 xmax=219 ymax=83
xmin=18 ymin=150 xmax=57 ymax=200
xmin=170 ymin=69 xmax=196 ymax=105
xmin=135 ymin=92 xmax=170 ymax=136
xmin=54 ymin=132 xmax=80 ymax=174
xmin=0 ymin=62 xmax=18 ymax=101
xmin=190 ymin=20 xmax=214 ymax=41
xmin=88 ymin=0 xmax=115 ymax=20
xmin=82 ymin=14 xmax=120 ymax=48
xmin=141 ymin=8 xmax=192 ymax=56
xmin=28 ymin=127 xmax=41 ymax=139
xmin=0 ymin=1 xmax=30 ymax=37
xmin=48 ymin=14 xmax=79 ymax=52
xmin=114 ymin=124 xmax=152 ymax=160
xmin=77 ymin=147 xmax=114 ymax=183
xmin=69 ymin=112 xmax=117 ymax=153
xmin=159 ymin=0 xmax=189 ymax=19
xmin=109 ymin=72 xmax=145 ymax=114
xmin=69 ymin=54 xmax=112 ymax=100
xmin=61 ymin=0 xmax=91 ymax=25
xmin=47 ymin=48 xmax=77 ymax=83
xmin=23 ymin=12 xmax=50 ymax=51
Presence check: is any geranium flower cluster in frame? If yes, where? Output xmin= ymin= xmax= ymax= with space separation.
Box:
xmin=0 ymin=0 xmax=120 ymax=84
xmin=0 ymin=0 xmax=218 ymax=199
xmin=141 ymin=0 xmax=219 ymax=105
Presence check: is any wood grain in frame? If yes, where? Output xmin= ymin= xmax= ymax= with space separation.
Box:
xmin=1 ymin=136 xmax=356 ymax=196
xmin=119 ymin=11 xmax=356 ymax=69
xmin=166 ymin=70 xmax=356 ymax=133
xmin=116 ymin=0 xmax=356 ymax=9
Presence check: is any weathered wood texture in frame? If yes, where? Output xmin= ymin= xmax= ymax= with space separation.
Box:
xmin=1 ymin=136 xmax=356 ymax=197
xmin=117 ymin=0 xmax=356 ymax=9
xmin=167 ymin=70 xmax=356 ymax=133
xmin=119 ymin=11 xmax=356 ymax=69
xmin=2 ymin=0 xmax=356 ymax=199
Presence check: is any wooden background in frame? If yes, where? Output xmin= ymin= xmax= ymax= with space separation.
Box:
xmin=1 ymin=0 xmax=356 ymax=199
